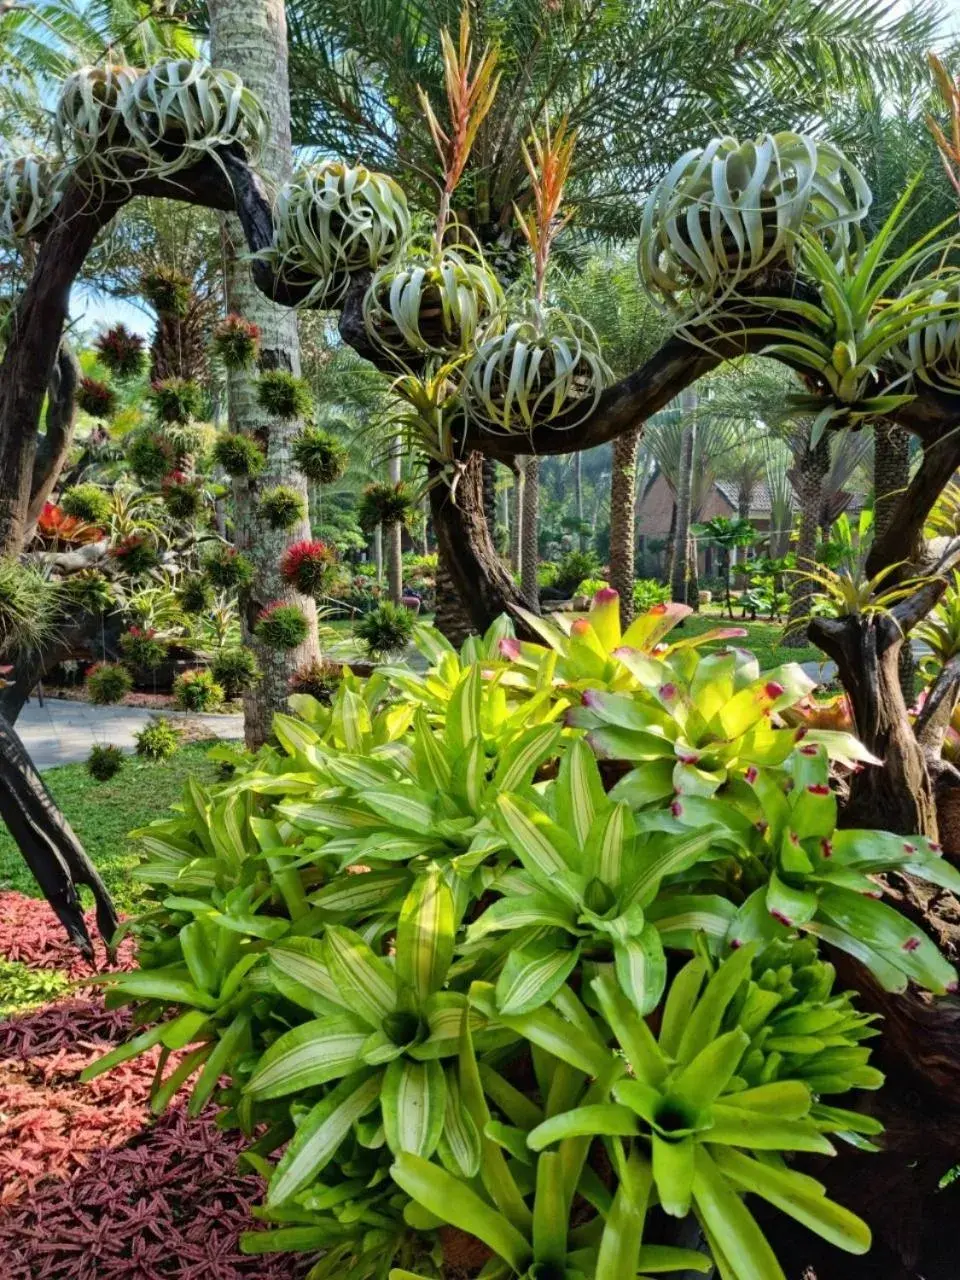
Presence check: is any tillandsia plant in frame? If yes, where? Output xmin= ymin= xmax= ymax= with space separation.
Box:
xmin=358 ymin=482 xmax=416 ymax=532
xmin=212 ymin=431 xmax=267 ymax=477
xmin=254 ymin=601 xmax=311 ymax=650
xmin=61 ymin=482 xmax=113 ymax=525
xmin=85 ymin=661 xmax=133 ymax=705
xmin=119 ymin=626 xmax=167 ymax=670
xmin=0 ymin=154 xmax=62 ymax=245
xmin=54 ymin=64 xmax=140 ymax=171
xmin=256 ymin=370 xmax=313 ymax=421
xmin=87 ymin=743 xmax=125 ymax=782
xmin=151 ymin=376 xmax=202 ymax=424
xmin=639 ymin=131 xmax=871 ymax=305
xmin=75 ymin=377 xmax=118 ymax=420
xmin=291 ymin=426 xmax=349 ymax=485
xmin=739 ymin=180 xmax=960 ymax=444
xmin=161 ymin=470 xmax=204 ymax=519
xmin=211 ymin=314 xmax=261 ymax=370
xmin=94 ymin=323 xmax=146 ymax=379
xmin=280 ymin=540 xmax=336 ymax=598
xmin=117 ymin=59 xmax=269 ymax=176
xmin=173 ymin=668 xmax=225 ymax=712
xmin=464 ymin=115 xmax=610 ymax=434
xmin=82 ymin=615 xmax=960 ymax=1278
xmin=268 ymin=161 xmax=411 ymax=307
xmin=204 ymin=544 xmax=255 ymax=590
xmin=259 ymin=484 xmax=307 ymax=531
xmin=363 ymin=11 xmax=503 ymax=359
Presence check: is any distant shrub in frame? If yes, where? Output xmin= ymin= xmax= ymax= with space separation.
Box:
xmin=87 ymin=744 xmax=124 ymax=782
xmin=355 ymin=601 xmax=414 ymax=657
xmin=173 ymin=668 xmax=225 ymax=712
xmin=210 ymin=648 xmax=260 ymax=699
xmin=134 ymin=717 xmax=181 ymax=761
xmin=85 ymin=662 xmax=132 ymax=705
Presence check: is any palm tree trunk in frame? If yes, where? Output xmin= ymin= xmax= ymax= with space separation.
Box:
xmin=386 ymin=436 xmax=403 ymax=604
xmin=209 ymin=0 xmax=319 ymax=748
xmin=670 ymin=389 xmax=697 ymax=605
xmin=784 ymin=433 xmax=829 ymax=647
xmin=520 ymin=456 xmax=540 ymax=611
xmin=875 ymin=420 xmax=915 ymax=701
xmin=609 ymin=425 xmax=640 ymax=628
xmin=509 ymin=467 xmax=523 ymax=573
xmin=574 ymin=451 xmax=585 ymax=550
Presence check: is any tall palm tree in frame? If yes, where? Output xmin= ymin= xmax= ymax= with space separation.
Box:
xmin=670 ymin=394 xmax=697 ymax=606
xmin=208 ymin=0 xmax=320 ymax=747
xmin=520 ymin=456 xmax=540 ymax=611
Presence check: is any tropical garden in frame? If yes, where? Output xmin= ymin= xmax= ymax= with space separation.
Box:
xmin=6 ymin=1 xmax=960 ymax=1277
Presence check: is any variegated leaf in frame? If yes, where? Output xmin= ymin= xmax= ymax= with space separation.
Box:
xmin=381 ymin=1057 xmax=446 ymax=1157
xmin=245 ymin=1015 xmax=369 ymax=1099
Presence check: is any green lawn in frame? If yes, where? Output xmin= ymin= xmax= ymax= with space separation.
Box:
xmin=0 ymin=743 xmax=219 ymax=914
xmin=672 ymin=611 xmax=827 ymax=671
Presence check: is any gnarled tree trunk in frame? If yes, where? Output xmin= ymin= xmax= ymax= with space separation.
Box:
xmin=783 ymin=433 xmax=829 ymax=647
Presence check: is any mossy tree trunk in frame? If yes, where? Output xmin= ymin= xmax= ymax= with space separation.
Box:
xmin=520 ymin=456 xmax=540 ymax=610
xmin=209 ymin=0 xmax=319 ymax=747
xmin=783 ymin=432 xmax=829 ymax=647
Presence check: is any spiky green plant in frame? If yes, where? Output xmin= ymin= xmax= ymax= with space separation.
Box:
xmin=204 ymin=545 xmax=254 ymax=590
xmin=151 ymin=377 xmax=202 ymax=424
xmin=291 ymin=427 xmax=349 ymax=484
xmin=355 ymin=601 xmax=415 ymax=657
xmin=357 ymin=482 xmax=415 ymax=531
xmin=177 ymin=575 xmax=213 ymax=615
xmin=210 ymin=647 xmax=260 ymax=699
xmin=211 ymin=314 xmax=260 ymax=369
xmin=173 ymin=668 xmax=225 ymax=712
xmin=60 ymin=483 xmax=113 ymax=526
xmin=85 ymin=662 xmax=133 ymax=705
xmin=0 ymin=561 xmax=62 ymax=658
xmin=255 ymin=601 xmax=310 ymax=650
xmin=212 ymin=432 xmax=266 ymax=477
xmin=258 ymin=485 xmax=307 ymax=530
xmin=134 ymin=716 xmax=181 ymax=761
xmin=87 ymin=743 xmax=125 ymax=782
xmin=256 ymin=370 xmax=313 ymax=421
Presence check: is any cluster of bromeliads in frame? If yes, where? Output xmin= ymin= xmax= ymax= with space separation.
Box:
xmin=7 ymin=24 xmax=960 ymax=461
xmin=83 ymin=592 xmax=960 ymax=1279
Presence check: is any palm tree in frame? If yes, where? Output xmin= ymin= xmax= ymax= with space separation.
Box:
xmin=520 ymin=456 xmax=540 ymax=611
xmin=670 ymin=402 xmax=696 ymax=606
xmin=694 ymin=516 xmax=756 ymax=617
xmin=208 ymin=0 xmax=320 ymax=747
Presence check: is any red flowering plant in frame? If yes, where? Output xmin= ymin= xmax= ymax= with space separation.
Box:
xmin=212 ymin=313 xmax=261 ymax=370
xmin=118 ymin=626 xmax=167 ymax=670
xmin=35 ymin=502 xmax=103 ymax=546
xmin=160 ymin=469 xmax=203 ymax=520
xmin=109 ymin=534 xmax=158 ymax=576
xmin=75 ymin=375 xmax=117 ymax=419
xmin=279 ymin=538 xmax=336 ymax=598
xmin=94 ymin=323 xmax=146 ymax=379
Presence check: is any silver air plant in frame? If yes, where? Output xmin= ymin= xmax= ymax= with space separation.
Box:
xmin=54 ymin=64 xmax=141 ymax=172
xmin=362 ymin=11 xmax=503 ymax=360
xmin=117 ymin=59 xmax=270 ymax=176
xmin=0 ymin=155 xmax=62 ymax=245
xmin=267 ymin=161 xmax=410 ymax=308
xmin=463 ymin=115 xmax=610 ymax=434
xmin=892 ymin=279 xmax=960 ymax=393
xmin=639 ymin=131 xmax=871 ymax=305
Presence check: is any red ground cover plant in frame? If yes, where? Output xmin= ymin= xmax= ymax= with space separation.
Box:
xmin=0 ymin=892 xmax=135 ymax=979
xmin=0 ymin=995 xmax=317 ymax=1277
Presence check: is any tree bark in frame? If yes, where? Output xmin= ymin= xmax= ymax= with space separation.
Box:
xmin=0 ymin=712 xmax=117 ymax=956
xmin=520 ymin=456 xmax=541 ymax=611
xmin=509 ymin=466 xmax=523 ymax=573
xmin=671 ymin=391 xmax=696 ymax=605
xmin=430 ymin=454 xmax=524 ymax=637
xmin=573 ymin=451 xmax=585 ymax=551
xmin=386 ymin=436 xmax=403 ymax=605
xmin=809 ymin=610 xmax=938 ymax=836
xmin=609 ymin=425 xmax=640 ymax=628
xmin=209 ymin=0 xmax=320 ymax=748
xmin=783 ymin=433 xmax=830 ymax=647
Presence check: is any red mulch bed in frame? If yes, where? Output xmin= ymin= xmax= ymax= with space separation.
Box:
xmin=0 ymin=891 xmax=136 ymax=979
xmin=0 ymin=995 xmax=317 ymax=1277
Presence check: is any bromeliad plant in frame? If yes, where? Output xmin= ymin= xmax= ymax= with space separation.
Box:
xmin=639 ymin=131 xmax=871 ymax=305
xmin=84 ymin=607 xmax=960 ymax=1279
xmin=363 ymin=13 xmax=503 ymax=360
xmin=464 ymin=115 xmax=610 ymax=434
xmin=0 ymin=154 xmax=62 ymax=245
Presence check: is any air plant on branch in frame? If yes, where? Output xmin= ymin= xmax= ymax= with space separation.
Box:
xmin=267 ymin=161 xmax=410 ymax=308
xmin=54 ymin=64 xmax=140 ymax=170
xmin=722 ymin=180 xmax=960 ymax=445
xmin=117 ymin=60 xmax=269 ymax=176
xmin=363 ymin=11 xmax=503 ymax=358
xmin=95 ymin=324 xmax=146 ymax=379
xmin=211 ymin=313 xmax=260 ymax=369
xmin=0 ymin=155 xmax=62 ymax=245
xmin=291 ymin=426 xmax=349 ymax=485
xmin=639 ymin=132 xmax=871 ymax=306
xmin=464 ymin=115 xmax=610 ymax=434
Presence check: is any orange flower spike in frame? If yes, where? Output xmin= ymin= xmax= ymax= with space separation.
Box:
xmin=514 ymin=113 xmax=578 ymax=301
xmin=926 ymin=52 xmax=960 ymax=200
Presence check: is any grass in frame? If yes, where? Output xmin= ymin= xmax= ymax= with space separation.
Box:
xmin=674 ymin=610 xmax=827 ymax=671
xmin=0 ymin=743 xmax=220 ymax=915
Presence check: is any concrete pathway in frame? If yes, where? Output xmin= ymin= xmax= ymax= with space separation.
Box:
xmin=15 ymin=698 xmax=244 ymax=771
